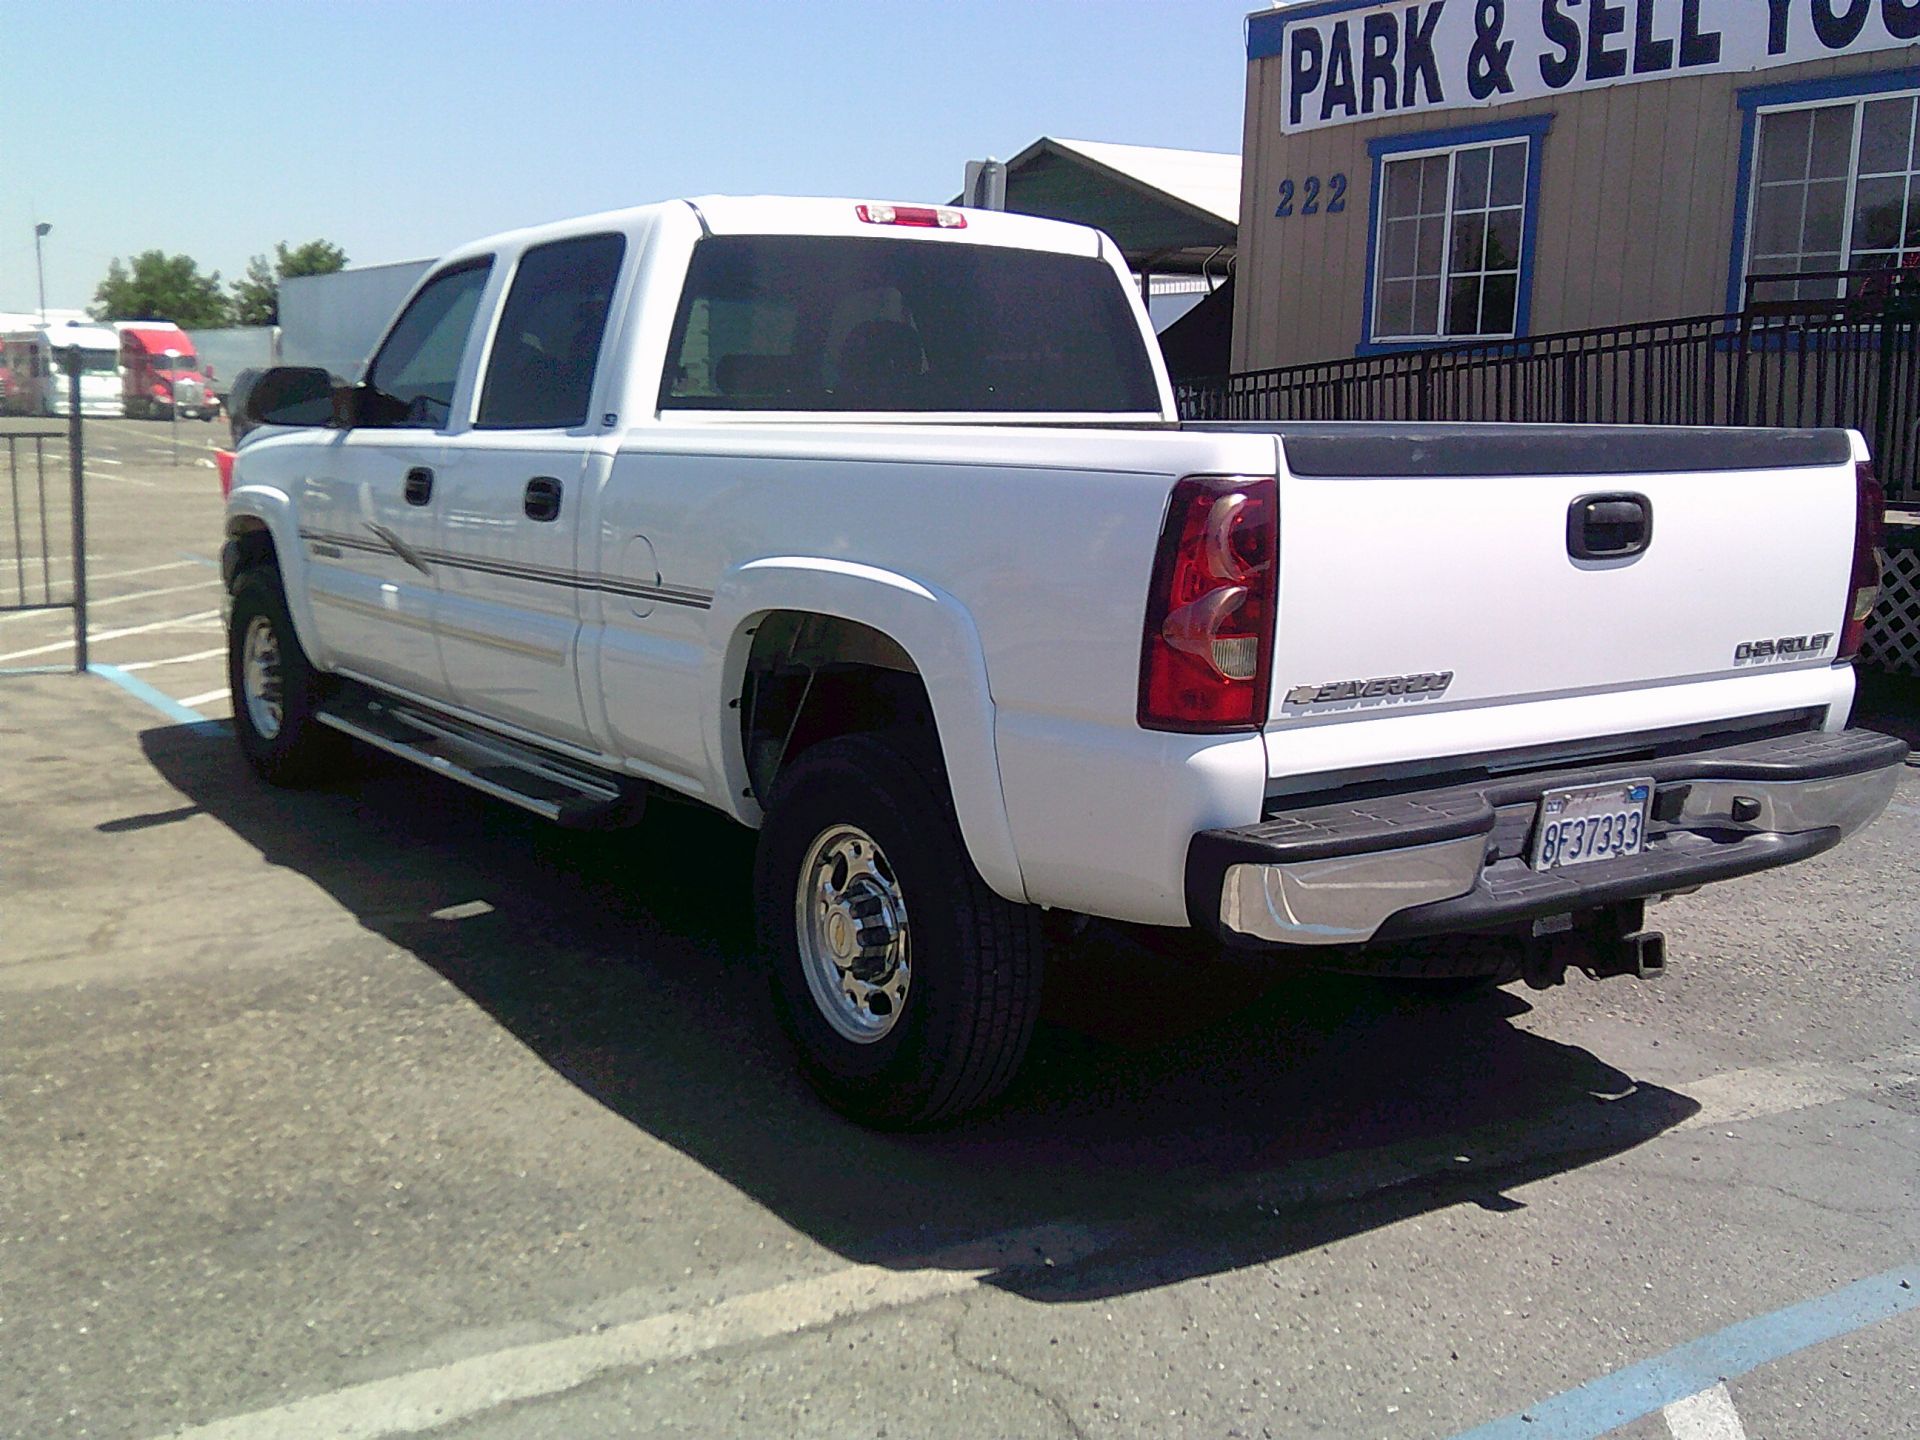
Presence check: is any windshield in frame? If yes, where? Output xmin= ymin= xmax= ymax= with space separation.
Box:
xmin=81 ymin=349 xmax=117 ymax=374
xmin=152 ymin=353 xmax=198 ymax=372
xmin=661 ymin=235 xmax=1161 ymax=413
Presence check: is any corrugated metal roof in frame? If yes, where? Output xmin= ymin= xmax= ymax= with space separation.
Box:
xmin=1042 ymin=138 xmax=1241 ymax=226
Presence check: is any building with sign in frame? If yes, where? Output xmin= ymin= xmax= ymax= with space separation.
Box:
xmin=1232 ymin=0 xmax=1920 ymax=369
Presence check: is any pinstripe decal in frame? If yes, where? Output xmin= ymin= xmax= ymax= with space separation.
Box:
xmin=299 ymin=528 xmax=715 ymax=609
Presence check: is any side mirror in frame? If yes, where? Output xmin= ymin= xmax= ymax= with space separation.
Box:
xmin=243 ymin=366 xmax=337 ymax=428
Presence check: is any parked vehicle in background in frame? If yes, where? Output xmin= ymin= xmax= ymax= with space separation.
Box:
xmin=225 ymin=196 xmax=1907 ymax=1127
xmin=189 ymin=325 xmax=281 ymax=412
xmin=118 ymin=322 xmax=219 ymax=420
xmin=0 ymin=322 xmax=122 ymax=417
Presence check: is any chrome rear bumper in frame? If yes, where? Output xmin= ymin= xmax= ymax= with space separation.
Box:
xmin=1191 ymin=728 xmax=1908 ymax=948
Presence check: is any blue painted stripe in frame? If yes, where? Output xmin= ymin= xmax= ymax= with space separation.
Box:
xmin=89 ymin=662 xmax=214 ymax=727
xmin=1446 ymin=1262 xmax=1920 ymax=1440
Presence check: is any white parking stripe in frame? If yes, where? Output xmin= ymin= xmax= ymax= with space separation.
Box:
xmin=1664 ymin=1383 xmax=1749 ymax=1439
xmin=0 ymin=609 xmax=221 ymax=664
xmin=0 ymin=578 xmax=217 ymax=624
xmin=87 ymin=469 xmax=157 ymax=488
xmin=117 ymin=647 xmax=228 ymax=673
xmin=176 ymin=687 xmax=229 ymax=708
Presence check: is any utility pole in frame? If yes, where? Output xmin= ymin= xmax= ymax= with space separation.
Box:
xmin=34 ymin=223 xmax=51 ymax=322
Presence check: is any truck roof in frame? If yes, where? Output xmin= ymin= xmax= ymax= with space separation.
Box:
xmin=120 ymin=326 xmax=197 ymax=354
xmin=433 ymin=195 xmax=1112 ymax=270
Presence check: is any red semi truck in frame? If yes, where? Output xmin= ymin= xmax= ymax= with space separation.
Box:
xmin=118 ymin=323 xmax=219 ymax=420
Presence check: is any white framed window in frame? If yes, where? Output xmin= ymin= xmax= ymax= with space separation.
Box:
xmin=1371 ymin=138 xmax=1529 ymax=344
xmin=1745 ymin=88 xmax=1920 ymax=302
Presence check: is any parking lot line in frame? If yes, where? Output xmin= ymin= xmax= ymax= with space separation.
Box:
xmin=0 ymin=578 xmax=218 ymax=625
xmin=0 ymin=609 xmax=221 ymax=665
xmin=176 ymin=686 xmax=229 ymax=708
xmin=1441 ymin=1263 xmax=1920 ymax=1440
xmin=1663 ymin=1382 xmax=1748 ymax=1439
xmin=89 ymin=663 xmax=210 ymax=727
xmin=117 ymin=647 xmax=228 ymax=673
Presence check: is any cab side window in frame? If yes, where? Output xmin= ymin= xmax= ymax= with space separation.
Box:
xmin=363 ymin=259 xmax=494 ymax=428
xmin=476 ymin=233 xmax=626 ymax=430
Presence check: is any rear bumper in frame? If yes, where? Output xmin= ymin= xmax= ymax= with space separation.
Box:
xmin=1189 ymin=728 xmax=1909 ymax=948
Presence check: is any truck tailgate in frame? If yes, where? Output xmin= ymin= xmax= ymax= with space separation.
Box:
xmin=1256 ymin=424 xmax=1860 ymax=770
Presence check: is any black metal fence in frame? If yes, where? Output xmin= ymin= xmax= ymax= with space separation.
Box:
xmin=1178 ymin=268 xmax=1920 ymax=504
xmin=2 ymin=361 xmax=90 ymax=670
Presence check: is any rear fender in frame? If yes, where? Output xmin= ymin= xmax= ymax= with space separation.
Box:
xmin=706 ymin=557 xmax=1026 ymax=904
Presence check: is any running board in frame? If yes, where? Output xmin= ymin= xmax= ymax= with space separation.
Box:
xmin=315 ymin=688 xmax=646 ymax=829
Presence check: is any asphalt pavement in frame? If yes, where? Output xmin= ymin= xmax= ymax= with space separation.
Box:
xmin=2 ymin=419 xmax=1916 ymax=1439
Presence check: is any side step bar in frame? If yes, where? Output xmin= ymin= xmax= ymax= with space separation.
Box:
xmin=315 ymin=687 xmax=646 ymax=829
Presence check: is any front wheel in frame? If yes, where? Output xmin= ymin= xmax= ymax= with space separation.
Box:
xmin=227 ymin=565 xmax=344 ymax=786
xmin=755 ymin=733 xmax=1045 ymax=1128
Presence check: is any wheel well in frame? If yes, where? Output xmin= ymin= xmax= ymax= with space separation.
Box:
xmin=223 ymin=517 xmax=277 ymax=588
xmin=740 ymin=611 xmax=936 ymax=805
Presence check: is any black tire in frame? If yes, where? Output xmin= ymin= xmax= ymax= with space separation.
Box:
xmin=755 ymin=732 xmax=1045 ymax=1129
xmin=227 ymin=565 xmax=344 ymax=786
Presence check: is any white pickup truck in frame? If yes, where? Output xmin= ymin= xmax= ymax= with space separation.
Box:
xmin=223 ymin=196 xmax=1907 ymax=1126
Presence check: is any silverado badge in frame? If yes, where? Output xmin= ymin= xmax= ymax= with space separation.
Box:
xmin=1285 ymin=670 xmax=1454 ymax=706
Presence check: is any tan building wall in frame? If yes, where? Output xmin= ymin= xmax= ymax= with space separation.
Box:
xmin=1234 ymin=48 xmax=1908 ymax=372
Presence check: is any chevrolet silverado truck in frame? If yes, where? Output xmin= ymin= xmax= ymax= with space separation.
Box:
xmin=222 ymin=196 xmax=1907 ymax=1127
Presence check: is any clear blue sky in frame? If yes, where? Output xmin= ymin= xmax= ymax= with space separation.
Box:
xmin=1 ymin=1 xmax=1259 ymax=314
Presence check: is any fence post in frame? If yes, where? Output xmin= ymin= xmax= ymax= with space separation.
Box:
xmin=1731 ymin=309 xmax=1753 ymax=425
xmin=65 ymin=348 xmax=87 ymax=674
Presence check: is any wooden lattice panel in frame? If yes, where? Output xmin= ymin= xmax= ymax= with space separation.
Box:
xmin=1860 ymin=542 xmax=1920 ymax=677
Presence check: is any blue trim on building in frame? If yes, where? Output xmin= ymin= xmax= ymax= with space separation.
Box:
xmin=1246 ymin=0 xmax=1384 ymax=61
xmin=1357 ymin=114 xmax=1553 ymax=356
xmin=1724 ymin=67 xmax=1920 ymax=315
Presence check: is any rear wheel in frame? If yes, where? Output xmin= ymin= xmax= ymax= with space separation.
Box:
xmin=756 ymin=733 xmax=1045 ymax=1128
xmin=227 ymin=565 xmax=344 ymax=786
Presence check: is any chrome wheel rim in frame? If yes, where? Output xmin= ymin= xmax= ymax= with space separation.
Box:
xmin=796 ymin=823 xmax=910 ymax=1044
xmin=240 ymin=614 xmax=285 ymax=740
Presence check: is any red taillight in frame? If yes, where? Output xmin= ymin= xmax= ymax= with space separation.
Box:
xmin=1839 ymin=459 xmax=1885 ymax=662
xmin=1139 ymin=475 xmax=1277 ymax=732
xmin=855 ymin=203 xmax=966 ymax=229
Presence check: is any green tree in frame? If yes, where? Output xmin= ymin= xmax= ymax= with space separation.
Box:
xmin=91 ymin=251 xmax=231 ymax=328
xmin=229 ymin=239 xmax=349 ymax=326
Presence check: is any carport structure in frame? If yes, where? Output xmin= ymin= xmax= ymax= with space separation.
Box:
xmin=966 ymin=137 xmax=1241 ymax=380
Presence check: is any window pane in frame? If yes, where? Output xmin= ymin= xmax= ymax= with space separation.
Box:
xmin=1481 ymin=273 xmax=1518 ymax=333
xmin=1419 ymin=156 xmax=1450 ymax=214
xmin=660 ymin=236 xmax=1160 ymax=412
xmin=1383 ymin=218 xmax=1419 ymax=279
xmin=1376 ymin=279 xmax=1415 ymax=337
xmin=1859 ymin=98 xmax=1915 ymax=175
xmin=1757 ymin=110 xmax=1811 ymax=184
xmin=1489 ymin=142 xmax=1527 ymax=207
xmin=1809 ymin=105 xmax=1855 ymax=180
xmin=1445 ymin=276 xmax=1481 ymax=335
xmin=1753 ymin=185 xmax=1804 ymax=253
xmin=1413 ymin=216 xmax=1443 ymax=276
xmin=1907 ymin=188 xmax=1920 ymax=247
xmin=1800 ymin=179 xmax=1846 ymax=253
xmin=1413 ymin=279 xmax=1441 ymax=335
xmin=1798 ymin=256 xmax=1842 ymax=301
xmin=1484 ymin=209 xmax=1523 ymax=272
xmin=1853 ymin=177 xmax=1906 ymax=251
xmin=1450 ymin=211 xmax=1487 ymax=274
xmin=1382 ymin=158 xmax=1421 ymax=219
xmin=366 ymin=261 xmax=493 ymax=428
xmin=1453 ymin=146 xmax=1491 ymax=211
xmin=477 ymin=233 xmax=625 ymax=430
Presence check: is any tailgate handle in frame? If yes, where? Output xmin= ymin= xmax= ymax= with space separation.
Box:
xmin=1568 ymin=493 xmax=1651 ymax=560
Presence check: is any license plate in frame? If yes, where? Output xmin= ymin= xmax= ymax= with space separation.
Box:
xmin=1530 ymin=778 xmax=1653 ymax=871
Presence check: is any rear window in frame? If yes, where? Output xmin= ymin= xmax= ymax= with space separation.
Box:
xmin=659 ymin=235 xmax=1160 ymax=413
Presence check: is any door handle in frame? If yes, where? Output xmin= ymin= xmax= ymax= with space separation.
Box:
xmin=404 ymin=466 xmax=434 ymax=506
xmin=1567 ymin=492 xmax=1652 ymax=560
xmin=524 ymin=476 xmax=563 ymax=523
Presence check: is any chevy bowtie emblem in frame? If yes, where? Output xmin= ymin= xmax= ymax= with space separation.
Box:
xmin=1285 ymin=670 xmax=1454 ymax=706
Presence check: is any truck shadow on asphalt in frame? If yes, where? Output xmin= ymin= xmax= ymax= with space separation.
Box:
xmin=141 ymin=725 xmax=1701 ymax=1303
